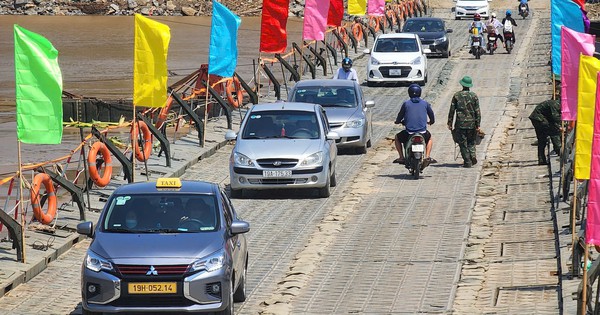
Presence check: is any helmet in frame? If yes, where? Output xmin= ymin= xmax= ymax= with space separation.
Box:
xmin=408 ymin=84 xmax=421 ymax=99
xmin=506 ymin=10 xmax=512 ymax=16
xmin=491 ymin=12 xmax=496 ymax=18
xmin=342 ymin=57 xmax=352 ymax=72
xmin=474 ymin=13 xmax=481 ymax=21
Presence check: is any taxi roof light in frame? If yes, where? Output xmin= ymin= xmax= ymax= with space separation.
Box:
xmin=156 ymin=178 xmax=182 ymax=188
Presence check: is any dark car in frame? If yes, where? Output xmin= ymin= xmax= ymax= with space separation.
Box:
xmin=401 ymin=17 xmax=453 ymax=58
xmin=77 ymin=178 xmax=249 ymax=315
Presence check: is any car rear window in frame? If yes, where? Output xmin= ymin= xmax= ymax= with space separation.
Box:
xmin=102 ymin=194 xmax=219 ymax=233
xmin=374 ymin=38 xmax=418 ymax=52
xmin=291 ymin=86 xmax=357 ymax=108
xmin=403 ymin=20 xmax=444 ymax=33
xmin=242 ymin=110 xmax=320 ymax=140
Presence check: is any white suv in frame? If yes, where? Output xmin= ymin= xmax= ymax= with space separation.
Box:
xmin=454 ymin=0 xmax=491 ymax=20
xmin=364 ymin=33 xmax=429 ymax=87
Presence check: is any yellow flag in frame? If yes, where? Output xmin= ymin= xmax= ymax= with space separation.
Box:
xmin=575 ymin=54 xmax=600 ymax=179
xmin=133 ymin=14 xmax=171 ymax=108
xmin=348 ymin=0 xmax=367 ymax=15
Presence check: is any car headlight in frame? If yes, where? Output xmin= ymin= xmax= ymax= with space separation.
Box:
xmin=301 ymin=152 xmax=323 ymax=166
xmin=456 ymin=5 xmax=465 ymax=9
xmin=345 ymin=119 xmax=365 ymax=128
xmin=478 ymin=6 xmax=487 ymax=9
xmin=433 ymin=36 xmax=447 ymax=45
xmin=189 ymin=249 xmax=226 ymax=273
xmin=370 ymin=56 xmax=380 ymax=65
xmin=411 ymin=56 xmax=422 ymax=65
xmin=233 ymin=152 xmax=254 ymax=167
xmin=85 ymin=251 xmax=114 ymax=273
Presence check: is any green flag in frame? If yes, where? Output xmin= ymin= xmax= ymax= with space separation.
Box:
xmin=14 ymin=24 xmax=63 ymax=144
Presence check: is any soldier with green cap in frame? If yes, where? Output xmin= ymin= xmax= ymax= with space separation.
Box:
xmin=447 ymin=76 xmax=481 ymax=168
xmin=529 ymin=99 xmax=561 ymax=165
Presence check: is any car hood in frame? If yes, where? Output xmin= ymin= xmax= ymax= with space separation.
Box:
xmin=412 ymin=31 xmax=446 ymax=40
xmin=456 ymin=0 xmax=488 ymax=6
xmin=323 ymin=107 xmax=362 ymax=123
xmin=371 ymin=51 xmax=422 ymax=63
xmin=90 ymin=231 xmax=224 ymax=264
xmin=236 ymin=139 xmax=322 ymax=160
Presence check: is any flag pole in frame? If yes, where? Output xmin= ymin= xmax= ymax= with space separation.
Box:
xmin=17 ymin=140 xmax=25 ymax=263
xmin=582 ymin=243 xmax=589 ymax=314
xmin=132 ymin=105 xmax=136 ymax=182
xmin=204 ymin=76 xmax=210 ymax=146
xmin=258 ymin=55 xmax=262 ymax=102
xmin=572 ymin=177 xmax=578 ymax=254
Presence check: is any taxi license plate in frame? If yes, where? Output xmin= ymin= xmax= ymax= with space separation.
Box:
xmin=411 ymin=144 xmax=425 ymax=152
xmin=263 ymin=170 xmax=292 ymax=178
xmin=128 ymin=282 xmax=177 ymax=294
xmin=389 ymin=69 xmax=402 ymax=76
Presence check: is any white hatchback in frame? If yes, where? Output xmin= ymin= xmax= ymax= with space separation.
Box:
xmin=454 ymin=0 xmax=491 ymax=20
xmin=364 ymin=33 xmax=429 ymax=87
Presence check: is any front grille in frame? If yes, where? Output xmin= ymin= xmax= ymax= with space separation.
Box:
xmin=420 ymin=39 xmax=434 ymax=45
xmin=379 ymin=66 xmax=412 ymax=78
xmin=110 ymin=295 xmax=193 ymax=307
xmin=329 ymin=122 xmax=344 ymax=129
xmin=115 ymin=265 xmax=189 ymax=277
xmin=256 ymin=158 xmax=298 ymax=168
xmin=248 ymin=178 xmax=297 ymax=185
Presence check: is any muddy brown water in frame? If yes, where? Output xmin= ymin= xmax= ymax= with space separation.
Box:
xmin=0 ymin=15 xmax=305 ymax=175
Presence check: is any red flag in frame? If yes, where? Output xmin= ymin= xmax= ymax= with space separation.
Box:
xmin=573 ymin=0 xmax=585 ymax=9
xmin=327 ymin=0 xmax=343 ymax=27
xmin=260 ymin=0 xmax=290 ymax=53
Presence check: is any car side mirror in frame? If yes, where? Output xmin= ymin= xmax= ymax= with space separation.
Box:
xmin=423 ymin=48 xmax=432 ymax=54
xmin=363 ymin=48 xmax=371 ymax=54
xmin=365 ymin=100 xmax=375 ymax=108
xmin=326 ymin=131 xmax=341 ymax=140
xmin=225 ymin=130 xmax=237 ymax=141
xmin=446 ymin=29 xmax=453 ymax=33
xmin=77 ymin=221 xmax=94 ymax=237
xmin=230 ymin=220 xmax=250 ymax=235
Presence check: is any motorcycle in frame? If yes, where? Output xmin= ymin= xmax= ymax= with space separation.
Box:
xmin=518 ymin=3 xmax=529 ymax=19
xmin=403 ymin=133 xmax=427 ymax=179
xmin=470 ymin=35 xmax=484 ymax=59
xmin=504 ymin=31 xmax=514 ymax=54
xmin=486 ymin=32 xmax=498 ymax=55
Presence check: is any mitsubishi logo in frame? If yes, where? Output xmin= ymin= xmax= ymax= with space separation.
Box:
xmin=273 ymin=161 xmax=282 ymax=166
xmin=146 ymin=266 xmax=158 ymax=276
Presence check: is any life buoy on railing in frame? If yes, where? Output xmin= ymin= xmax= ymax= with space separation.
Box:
xmin=386 ymin=9 xmax=397 ymax=28
xmin=131 ymin=121 xmax=152 ymax=162
xmin=368 ymin=16 xmax=381 ymax=33
xmin=352 ymin=23 xmax=364 ymax=43
xmin=226 ymin=76 xmax=243 ymax=108
xmin=155 ymin=95 xmax=173 ymax=130
xmin=334 ymin=26 xmax=349 ymax=49
xmin=30 ymin=173 xmax=57 ymax=225
xmin=87 ymin=142 xmax=113 ymax=187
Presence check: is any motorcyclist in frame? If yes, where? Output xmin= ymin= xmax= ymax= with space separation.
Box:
xmin=468 ymin=13 xmax=485 ymax=53
xmin=517 ymin=0 xmax=529 ymax=16
xmin=332 ymin=57 xmax=359 ymax=81
xmin=486 ymin=13 xmax=504 ymax=45
xmin=393 ymin=84 xmax=436 ymax=165
xmin=502 ymin=10 xmax=518 ymax=46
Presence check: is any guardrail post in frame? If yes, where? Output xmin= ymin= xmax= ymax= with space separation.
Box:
xmin=346 ymin=28 xmax=358 ymax=53
xmin=259 ymin=64 xmax=282 ymax=99
xmin=331 ymin=29 xmax=348 ymax=57
xmin=274 ymin=54 xmax=301 ymax=82
xmin=234 ymin=72 xmax=258 ymax=104
xmin=292 ymin=42 xmax=316 ymax=79
xmin=322 ymin=40 xmax=338 ymax=66
xmin=42 ymin=168 xmax=87 ymax=221
xmin=202 ymin=81 xmax=234 ymax=130
xmin=91 ymin=126 xmax=133 ymax=183
xmin=0 ymin=209 xmax=22 ymax=261
xmin=170 ymin=90 xmax=205 ymax=147
xmin=137 ymin=113 xmax=171 ymax=167
xmin=305 ymin=43 xmax=327 ymax=76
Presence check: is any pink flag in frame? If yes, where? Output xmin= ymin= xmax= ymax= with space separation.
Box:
xmin=586 ymin=71 xmax=600 ymax=245
xmin=303 ymin=0 xmax=330 ymax=41
xmin=367 ymin=0 xmax=385 ymax=16
xmin=561 ymin=26 xmax=595 ymax=121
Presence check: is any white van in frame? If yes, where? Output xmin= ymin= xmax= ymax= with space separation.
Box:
xmin=454 ymin=0 xmax=491 ymax=20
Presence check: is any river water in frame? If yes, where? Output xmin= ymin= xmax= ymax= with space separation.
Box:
xmin=0 ymin=15 xmax=305 ymax=175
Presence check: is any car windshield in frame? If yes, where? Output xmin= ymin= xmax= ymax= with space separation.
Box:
xmin=374 ymin=38 xmax=419 ymax=52
xmin=291 ymin=86 xmax=357 ymax=108
xmin=242 ymin=110 xmax=321 ymax=140
xmin=403 ymin=20 xmax=445 ymax=33
xmin=102 ymin=194 xmax=219 ymax=233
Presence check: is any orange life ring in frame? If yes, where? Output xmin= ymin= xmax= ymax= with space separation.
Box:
xmin=131 ymin=120 xmax=152 ymax=162
xmin=226 ymin=77 xmax=243 ymax=108
xmin=334 ymin=26 xmax=349 ymax=49
xmin=87 ymin=142 xmax=113 ymax=187
xmin=155 ymin=95 xmax=173 ymax=130
xmin=386 ymin=9 xmax=397 ymax=27
xmin=368 ymin=16 xmax=381 ymax=33
xmin=30 ymin=173 xmax=57 ymax=225
xmin=352 ymin=23 xmax=364 ymax=42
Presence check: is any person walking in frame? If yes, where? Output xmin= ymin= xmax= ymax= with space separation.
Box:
xmin=529 ymin=99 xmax=561 ymax=165
xmin=447 ymin=76 xmax=481 ymax=168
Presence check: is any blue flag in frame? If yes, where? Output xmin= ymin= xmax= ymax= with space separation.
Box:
xmin=551 ymin=0 xmax=584 ymax=76
xmin=208 ymin=1 xmax=241 ymax=77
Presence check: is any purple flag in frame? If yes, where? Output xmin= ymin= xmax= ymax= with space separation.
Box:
xmin=367 ymin=0 xmax=385 ymax=16
xmin=303 ymin=0 xmax=330 ymax=41
xmin=560 ymin=26 xmax=595 ymax=121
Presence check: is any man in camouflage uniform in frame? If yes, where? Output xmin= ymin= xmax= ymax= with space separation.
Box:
xmin=447 ymin=76 xmax=481 ymax=168
xmin=529 ymin=99 xmax=561 ymax=165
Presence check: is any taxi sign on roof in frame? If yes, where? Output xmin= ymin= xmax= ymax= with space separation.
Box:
xmin=156 ymin=178 xmax=182 ymax=188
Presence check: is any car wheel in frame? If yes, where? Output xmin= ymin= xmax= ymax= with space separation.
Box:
xmin=367 ymin=138 xmax=372 ymax=148
xmin=356 ymin=143 xmax=367 ymax=154
xmin=442 ymin=50 xmax=449 ymax=58
xmin=217 ymin=280 xmax=235 ymax=315
xmin=366 ymin=81 xmax=377 ymax=87
xmin=455 ymin=16 xmax=460 ymax=20
xmin=82 ymin=309 xmax=101 ymax=315
xmin=318 ymin=171 xmax=331 ymax=198
xmin=233 ymin=262 xmax=247 ymax=302
xmin=230 ymin=188 xmax=244 ymax=199
xmin=330 ymin=170 xmax=337 ymax=187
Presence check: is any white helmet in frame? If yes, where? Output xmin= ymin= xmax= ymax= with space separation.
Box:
xmin=491 ymin=12 xmax=496 ymax=18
